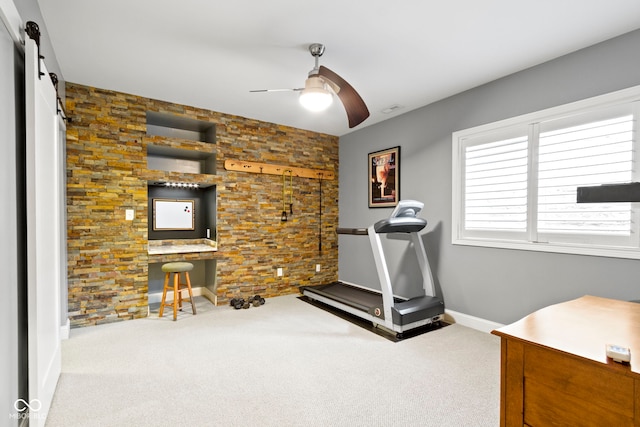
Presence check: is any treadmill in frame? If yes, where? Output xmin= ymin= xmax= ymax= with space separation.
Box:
xmin=301 ymin=200 xmax=444 ymax=338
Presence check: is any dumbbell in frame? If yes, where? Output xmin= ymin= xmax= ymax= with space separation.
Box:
xmin=230 ymin=298 xmax=245 ymax=310
xmin=249 ymin=295 xmax=266 ymax=307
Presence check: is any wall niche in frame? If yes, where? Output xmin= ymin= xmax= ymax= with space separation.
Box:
xmin=147 ymin=184 xmax=216 ymax=241
xmin=146 ymin=111 xmax=216 ymax=175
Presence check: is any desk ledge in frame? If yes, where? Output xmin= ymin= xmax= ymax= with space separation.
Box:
xmin=148 ymin=239 xmax=217 ymax=255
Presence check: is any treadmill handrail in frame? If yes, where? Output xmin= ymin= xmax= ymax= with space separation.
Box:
xmin=337 ymin=227 xmax=368 ymax=235
xmin=338 ymin=219 xmax=427 ymax=235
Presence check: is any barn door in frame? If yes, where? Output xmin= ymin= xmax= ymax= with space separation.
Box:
xmin=25 ymin=28 xmax=62 ymax=426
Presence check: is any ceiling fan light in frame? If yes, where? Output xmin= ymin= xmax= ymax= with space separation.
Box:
xmin=299 ymin=77 xmax=333 ymax=112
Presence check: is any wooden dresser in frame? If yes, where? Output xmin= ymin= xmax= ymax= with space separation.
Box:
xmin=492 ymin=295 xmax=640 ymax=426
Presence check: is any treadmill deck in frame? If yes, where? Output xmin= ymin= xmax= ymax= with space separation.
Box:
xmin=301 ymin=281 xmax=444 ymax=327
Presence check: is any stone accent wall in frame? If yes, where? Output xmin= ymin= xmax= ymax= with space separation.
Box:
xmin=66 ymin=83 xmax=339 ymax=327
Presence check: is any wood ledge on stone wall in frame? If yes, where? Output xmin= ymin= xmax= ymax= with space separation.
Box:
xmin=224 ymin=159 xmax=334 ymax=180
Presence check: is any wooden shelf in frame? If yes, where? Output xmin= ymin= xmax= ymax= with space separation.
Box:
xmin=224 ymin=159 xmax=334 ymax=180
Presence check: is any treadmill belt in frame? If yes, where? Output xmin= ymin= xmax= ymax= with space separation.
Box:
xmin=306 ymin=282 xmax=382 ymax=312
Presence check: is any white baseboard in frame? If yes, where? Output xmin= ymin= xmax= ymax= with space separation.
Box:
xmin=60 ymin=318 xmax=70 ymax=340
xmin=148 ymin=287 xmax=218 ymax=306
xmin=444 ymin=309 xmax=504 ymax=334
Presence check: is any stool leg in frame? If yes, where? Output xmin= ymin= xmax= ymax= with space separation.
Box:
xmin=172 ymin=272 xmax=179 ymax=321
xmin=178 ymin=272 xmax=184 ymax=311
xmin=159 ymin=272 xmax=170 ymax=318
xmin=185 ymin=271 xmax=196 ymax=315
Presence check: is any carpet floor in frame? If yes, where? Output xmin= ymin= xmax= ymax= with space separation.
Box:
xmin=45 ymin=294 xmax=500 ymax=426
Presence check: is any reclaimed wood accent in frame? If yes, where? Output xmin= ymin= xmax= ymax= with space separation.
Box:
xmin=224 ymin=159 xmax=334 ymax=180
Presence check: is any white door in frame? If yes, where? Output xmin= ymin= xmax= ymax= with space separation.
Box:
xmin=25 ymin=35 xmax=62 ymax=426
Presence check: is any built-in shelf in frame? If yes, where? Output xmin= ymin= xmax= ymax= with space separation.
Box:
xmin=145 ymin=111 xmax=217 ymax=179
xmin=146 ymin=111 xmax=216 ymax=144
xmin=147 ymin=144 xmax=216 ymax=175
xmin=144 ymin=111 xmax=219 ymax=305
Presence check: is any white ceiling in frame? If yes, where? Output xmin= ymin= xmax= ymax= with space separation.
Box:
xmin=38 ymin=0 xmax=640 ymax=137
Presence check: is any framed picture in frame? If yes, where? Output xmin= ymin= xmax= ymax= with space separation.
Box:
xmin=368 ymin=146 xmax=400 ymax=207
xmin=153 ymin=199 xmax=195 ymax=230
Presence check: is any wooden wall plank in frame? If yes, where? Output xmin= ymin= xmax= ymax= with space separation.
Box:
xmin=224 ymin=159 xmax=334 ymax=180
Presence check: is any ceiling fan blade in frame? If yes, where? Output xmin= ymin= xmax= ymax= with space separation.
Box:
xmin=250 ymin=88 xmax=303 ymax=93
xmin=318 ymin=66 xmax=370 ymax=128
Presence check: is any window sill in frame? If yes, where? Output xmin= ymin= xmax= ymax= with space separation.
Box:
xmin=452 ymin=237 xmax=640 ymax=260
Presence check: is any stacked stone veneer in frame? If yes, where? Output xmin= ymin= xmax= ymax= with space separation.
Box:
xmin=66 ymin=83 xmax=339 ymax=327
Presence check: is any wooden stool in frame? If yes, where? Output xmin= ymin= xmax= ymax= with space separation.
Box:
xmin=159 ymin=262 xmax=196 ymax=320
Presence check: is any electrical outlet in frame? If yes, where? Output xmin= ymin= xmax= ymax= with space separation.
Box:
xmin=316 ymin=264 xmax=321 ymax=272
xmin=125 ymin=209 xmax=134 ymax=221
xmin=277 ymin=267 xmax=283 ymax=277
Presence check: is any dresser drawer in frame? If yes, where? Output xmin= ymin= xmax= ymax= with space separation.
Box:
xmin=523 ymin=346 xmax=634 ymax=426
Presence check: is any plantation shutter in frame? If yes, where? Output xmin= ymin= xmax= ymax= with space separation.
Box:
xmin=464 ymin=135 xmax=528 ymax=234
xmin=537 ymin=113 xmax=634 ymax=240
xmin=453 ymin=88 xmax=640 ymax=257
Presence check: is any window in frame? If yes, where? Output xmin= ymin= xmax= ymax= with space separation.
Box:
xmin=452 ymin=86 xmax=640 ymax=259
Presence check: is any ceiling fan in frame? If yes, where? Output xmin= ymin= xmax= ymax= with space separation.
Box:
xmin=251 ymin=43 xmax=370 ymax=129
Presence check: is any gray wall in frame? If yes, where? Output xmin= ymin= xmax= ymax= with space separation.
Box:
xmin=339 ymin=29 xmax=640 ymax=325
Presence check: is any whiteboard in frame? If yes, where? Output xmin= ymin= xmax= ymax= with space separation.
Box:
xmin=153 ymin=199 xmax=195 ymax=230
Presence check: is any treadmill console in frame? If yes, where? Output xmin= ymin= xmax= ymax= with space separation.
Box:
xmin=374 ymin=200 xmax=427 ymax=233
xmin=390 ymin=200 xmax=424 ymax=218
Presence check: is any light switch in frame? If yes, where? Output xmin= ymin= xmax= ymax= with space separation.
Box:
xmin=125 ymin=209 xmax=134 ymax=221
